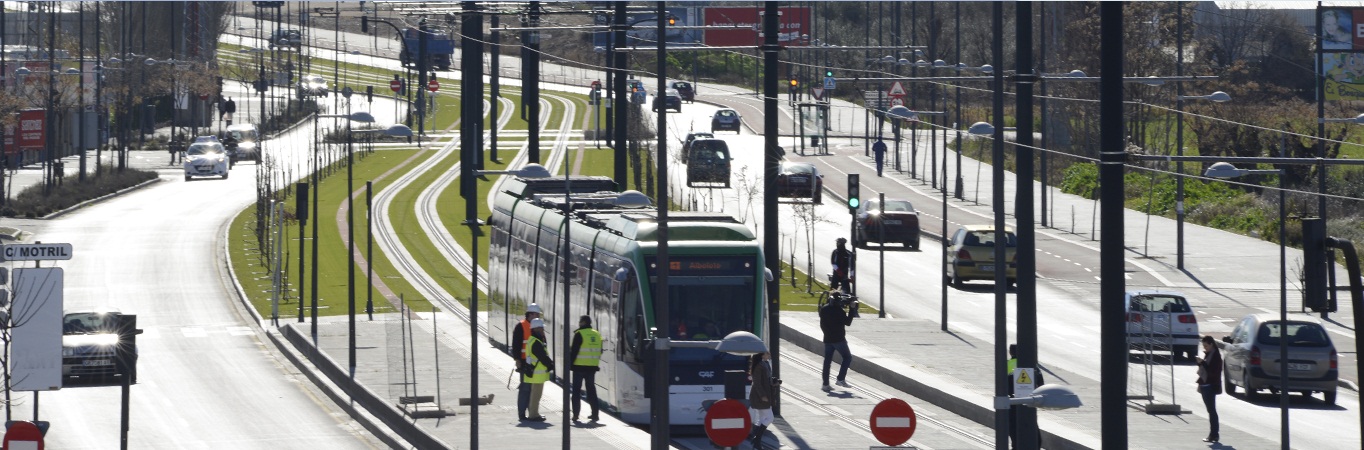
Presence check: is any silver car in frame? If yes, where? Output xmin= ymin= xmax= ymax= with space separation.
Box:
xmin=1221 ymin=313 xmax=1338 ymax=404
xmin=1124 ymin=290 xmax=1200 ymax=360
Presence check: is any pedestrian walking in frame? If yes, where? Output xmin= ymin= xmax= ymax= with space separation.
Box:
xmin=224 ymin=97 xmax=236 ymax=126
xmin=569 ymin=315 xmax=601 ymax=422
xmin=819 ymin=291 xmax=856 ymax=391
xmin=1197 ymin=335 xmax=1222 ymax=443
xmin=829 ymin=237 xmax=854 ymax=294
xmin=872 ymin=140 xmax=887 ymax=177
xmin=512 ymin=303 xmax=542 ymax=421
xmin=748 ymin=351 xmax=779 ymax=448
xmin=523 ymin=318 xmax=554 ymax=422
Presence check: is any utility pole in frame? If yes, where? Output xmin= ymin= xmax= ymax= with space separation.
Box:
xmin=490 ymin=14 xmax=500 ymax=163
xmin=459 ymin=7 xmax=483 ymax=448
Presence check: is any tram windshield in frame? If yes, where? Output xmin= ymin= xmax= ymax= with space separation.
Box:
xmin=645 ymin=255 xmax=760 ymax=361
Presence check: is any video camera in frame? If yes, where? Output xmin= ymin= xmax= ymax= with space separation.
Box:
xmin=829 ymin=291 xmax=861 ymax=319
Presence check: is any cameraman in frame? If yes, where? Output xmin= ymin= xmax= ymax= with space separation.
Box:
xmin=820 ymin=292 xmax=857 ymax=391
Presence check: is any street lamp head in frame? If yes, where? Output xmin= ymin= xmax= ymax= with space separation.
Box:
xmin=1138 ymin=75 xmax=1164 ymax=86
xmin=712 ymin=331 xmax=768 ymax=356
xmin=64 ymin=68 xmax=80 ymax=75
xmin=14 ymin=67 xmax=29 ymax=76
xmin=144 ymin=58 xmax=158 ymax=66
xmin=514 ymin=163 xmax=552 ymax=178
xmin=1067 ymin=69 xmax=1087 ymax=78
xmin=933 ymin=59 xmax=948 ymax=68
xmin=1028 ymin=384 xmax=1083 ymax=410
xmin=887 ymin=105 xmax=915 ymax=121
xmin=1204 ymin=161 xmax=1246 ymax=179
xmin=108 ymin=57 xmax=122 ymax=64
xmin=897 ymin=58 xmax=911 ymax=67
xmin=381 ymin=124 xmax=414 ymax=137
xmin=979 ymin=64 xmax=994 ymax=74
xmin=1207 ymin=91 xmax=1231 ymax=102
xmin=968 ymin=121 xmax=996 ymax=136
xmin=881 ymin=55 xmax=896 ymax=65
xmin=613 ymin=190 xmax=653 ymax=208
xmin=915 ymin=59 xmax=931 ymax=68
xmin=347 ymin=112 xmax=377 ymax=123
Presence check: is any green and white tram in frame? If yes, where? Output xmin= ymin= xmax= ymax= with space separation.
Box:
xmin=487 ymin=173 xmax=769 ymax=425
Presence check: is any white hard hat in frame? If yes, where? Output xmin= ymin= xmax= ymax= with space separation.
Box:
xmin=526 ymin=303 xmax=542 ymax=314
xmin=530 ymin=318 xmax=545 ymax=329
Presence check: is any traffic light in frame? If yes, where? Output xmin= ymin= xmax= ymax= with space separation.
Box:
xmin=366 ymin=85 xmax=374 ymax=102
xmin=296 ymin=182 xmax=309 ymax=224
xmin=825 ymin=70 xmax=834 ymax=78
xmin=667 ymin=15 xmax=676 ymax=26
xmin=1303 ymin=218 xmax=1331 ymax=312
xmin=847 ymin=174 xmax=860 ymax=211
xmin=361 ymin=16 xmax=369 ymax=33
xmin=790 ymin=79 xmax=798 ymax=88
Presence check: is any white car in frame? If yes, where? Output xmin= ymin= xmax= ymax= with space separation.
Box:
xmin=298 ymin=74 xmax=329 ymax=97
xmin=1125 ymin=290 xmax=1200 ymax=360
xmin=184 ymin=136 xmax=229 ymax=181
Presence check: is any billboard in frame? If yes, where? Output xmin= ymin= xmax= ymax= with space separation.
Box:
xmin=702 ymin=6 xmax=811 ymax=47
xmin=592 ymin=8 xmax=703 ymax=49
xmin=1322 ymin=8 xmax=1364 ymax=100
xmin=11 ymin=267 xmax=64 ymax=392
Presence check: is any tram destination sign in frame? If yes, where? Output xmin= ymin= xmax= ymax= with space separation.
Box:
xmin=646 ymin=255 xmax=756 ymax=277
xmin=0 ymin=243 xmax=74 ymax=261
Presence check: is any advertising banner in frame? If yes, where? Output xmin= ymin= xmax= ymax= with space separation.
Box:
xmin=702 ymin=6 xmax=811 ymax=47
xmin=18 ymin=109 xmax=45 ymax=150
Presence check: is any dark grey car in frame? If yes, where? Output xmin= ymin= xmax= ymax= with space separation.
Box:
xmin=1221 ymin=313 xmax=1337 ymax=404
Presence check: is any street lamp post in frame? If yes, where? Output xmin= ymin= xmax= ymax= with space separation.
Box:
xmin=1175 ymin=90 xmax=1231 ymax=270
xmin=1204 ymin=160 xmax=1289 ymax=447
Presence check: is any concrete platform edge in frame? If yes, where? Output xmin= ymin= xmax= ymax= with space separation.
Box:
xmin=779 ymin=320 xmax=1092 ymax=450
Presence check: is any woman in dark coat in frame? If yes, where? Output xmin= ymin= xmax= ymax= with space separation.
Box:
xmin=1197 ymin=335 xmax=1222 ymax=443
xmin=749 ymin=351 xmax=778 ymax=448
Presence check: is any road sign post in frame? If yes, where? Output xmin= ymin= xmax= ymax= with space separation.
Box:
xmin=704 ymin=398 xmax=752 ymax=447
xmin=870 ymin=398 xmax=917 ymax=447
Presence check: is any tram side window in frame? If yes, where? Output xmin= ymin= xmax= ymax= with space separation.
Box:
xmin=621 ymin=273 xmax=642 ymax=357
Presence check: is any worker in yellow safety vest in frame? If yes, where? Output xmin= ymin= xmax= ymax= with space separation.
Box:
xmin=569 ymin=315 xmax=602 ymax=422
xmin=523 ymin=318 xmax=554 ymax=422
xmin=513 ymin=303 xmax=542 ymax=421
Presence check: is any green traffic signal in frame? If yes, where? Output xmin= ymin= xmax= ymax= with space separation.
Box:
xmin=848 ymin=197 xmax=860 ymax=209
xmin=826 ymin=70 xmax=834 ymax=77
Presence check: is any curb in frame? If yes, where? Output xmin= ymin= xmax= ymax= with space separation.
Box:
xmin=40 ymin=177 xmax=161 ymax=220
xmin=223 ymin=210 xmax=418 ymax=449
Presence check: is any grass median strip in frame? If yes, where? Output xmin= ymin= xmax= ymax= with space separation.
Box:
xmin=230 ymin=149 xmax=436 ymax=318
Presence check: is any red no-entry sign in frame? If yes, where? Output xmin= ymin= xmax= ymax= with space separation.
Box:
xmin=704 ymin=399 xmax=751 ymax=447
xmin=389 ymin=79 xmax=402 ymax=92
xmin=870 ymin=398 xmax=917 ymax=446
xmin=427 ymin=79 xmax=439 ymax=92
xmin=3 ymin=420 xmax=44 ymax=450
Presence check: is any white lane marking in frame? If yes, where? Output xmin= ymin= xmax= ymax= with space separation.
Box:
xmin=181 ymin=327 xmax=207 ymax=338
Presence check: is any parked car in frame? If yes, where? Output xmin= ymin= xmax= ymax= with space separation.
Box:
xmin=297 ymin=74 xmax=329 ymax=98
xmin=269 ymin=29 xmax=302 ymax=50
xmin=945 ymin=225 xmax=1017 ymax=288
xmin=653 ymin=88 xmax=682 ymax=113
xmin=670 ymin=81 xmax=695 ymax=102
xmin=62 ymin=308 xmax=136 ymax=384
xmin=681 ymin=131 xmax=715 ymax=159
xmin=184 ymin=136 xmax=230 ymax=181
xmin=627 ymin=79 xmax=647 ymax=104
xmin=1124 ymin=290 xmax=1200 ymax=360
xmin=225 ymin=123 xmax=261 ymax=165
xmin=854 ymin=198 xmax=921 ymax=249
xmin=774 ymin=161 xmax=823 ymax=204
xmin=712 ymin=108 xmax=741 ymax=133
xmin=1221 ymin=313 xmax=1338 ymax=404
xmin=684 ymin=138 xmax=731 ymax=187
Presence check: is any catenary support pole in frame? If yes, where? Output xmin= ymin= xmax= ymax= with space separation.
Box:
xmin=1100 ymin=4 xmax=1128 ymax=448
xmin=612 ymin=1 xmax=627 ymax=188
xmin=990 ymin=4 xmax=1009 ymax=449
xmin=762 ymin=0 xmax=782 ymax=417
xmin=1014 ymin=3 xmax=1039 ymax=449
xmin=650 ymin=6 xmax=672 ymax=448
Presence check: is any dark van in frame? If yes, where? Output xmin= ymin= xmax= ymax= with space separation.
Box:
xmin=685 ymin=138 xmax=731 ymax=188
